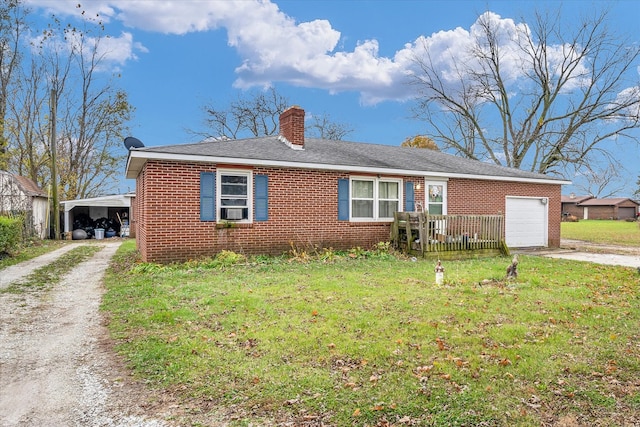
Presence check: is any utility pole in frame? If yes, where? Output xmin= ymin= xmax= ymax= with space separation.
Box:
xmin=50 ymin=88 xmax=59 ymax=240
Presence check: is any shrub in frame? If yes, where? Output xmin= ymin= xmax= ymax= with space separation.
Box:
xmin=0 ymin=215 xmax=24 ymax=255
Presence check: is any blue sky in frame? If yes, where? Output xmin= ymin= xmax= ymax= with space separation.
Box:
xmin=25 ymin=0 xmax=640 ymax=196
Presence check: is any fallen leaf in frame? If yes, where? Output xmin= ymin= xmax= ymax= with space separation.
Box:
xmin=416 ymin=365 xmax=433 ymax=374
xmin=499 ymin=358 xmax=512 ymax=366
xmin=352 ymin=408 xmax=361 ymax=417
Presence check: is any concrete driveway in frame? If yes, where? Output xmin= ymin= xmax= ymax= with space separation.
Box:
xmin=519 ymin=239 xmax=640 ymax=269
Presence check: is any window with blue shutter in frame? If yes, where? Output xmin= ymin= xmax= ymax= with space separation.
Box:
xmin=200 ymin=172 xmax=216 ymax=221
xmin=338 ymin=178 xmax=349 ymax=220
xmin=405 ymin=182 xmax=415 ymax=212
xmin=255 ymin=174 xmax=268 ymax=221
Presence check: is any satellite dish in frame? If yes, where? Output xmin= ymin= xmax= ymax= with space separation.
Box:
xmin=124 ymin=136 xmax=144 ymax=150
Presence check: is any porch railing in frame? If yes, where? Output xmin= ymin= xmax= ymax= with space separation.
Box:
xmin=391 ymin=212 xmax=507 ymax=257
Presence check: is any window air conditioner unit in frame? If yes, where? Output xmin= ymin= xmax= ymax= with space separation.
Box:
xmin=226 ymin=208 xmax=243 ymax=220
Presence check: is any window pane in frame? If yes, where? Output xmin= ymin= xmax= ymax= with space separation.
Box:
xmin=379 ymin=181 xmax=398 ymax=199
xmin=352 ymin=200 xmax=373 ymax=218
xmin=428 ymin=204 xmax=443 ymax=215
xmin=353 ymin=180 xmax=373 ymax=198
xmin=222 ymin=175 xmax=247 ymax=185
xmin=222 ymin=184 xmax=247 ymax=196
xmin=221 ymin=198 xmax=247 ymax=207
xmin=428 ymin=185 xmax=443 ymax=203
xmin=379 ymin=200 xmax=398 ymax=218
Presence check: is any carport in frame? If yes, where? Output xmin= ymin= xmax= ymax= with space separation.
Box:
xmin=61 ymin=193 xmax=135 ymax=237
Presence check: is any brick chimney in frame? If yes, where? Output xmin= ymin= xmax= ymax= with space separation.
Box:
xmin=279 ymin=105 xmax=305 ymax=149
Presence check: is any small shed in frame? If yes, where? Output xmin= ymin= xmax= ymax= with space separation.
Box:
xmin=0 ymin=171 xmax=49 ymax=238
xmin=61 ymin=193 xmax=135 ymax=238
xmin=578 ymin=197 xmax=639 ymax=220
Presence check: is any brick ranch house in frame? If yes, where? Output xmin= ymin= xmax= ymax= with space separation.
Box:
xmin=575 ymin=197 xmax=639 ymax=220
xmin=561 ymin=194 xmax=594 ymax=219
xmin=125 ymin=106 xmax=570 ymax=263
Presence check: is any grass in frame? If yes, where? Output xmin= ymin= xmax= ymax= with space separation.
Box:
xmin=1 ymin=244 xmax=102 ymax=293
xmin=0 ymin=239 xmax=67 ymax=270
xmin=561 ymin=220 xmax=640 ymax=246
xmin=103 ymin=241 xmax=640 ymax=426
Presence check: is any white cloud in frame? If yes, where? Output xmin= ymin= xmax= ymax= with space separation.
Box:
xmin=24 ymin=1 xmax=621 ymax=105
xmin=29 ymin=28 xmax=146 ymax=73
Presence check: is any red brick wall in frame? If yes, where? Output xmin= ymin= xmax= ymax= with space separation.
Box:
xmin=136 ymin=161 xmax=426 ymax=263
xmin=561 ymin=203 xmax=583 ymax=219
xmin=135 ymin=161 xmax=561 ymax=263
xmin=447 ymin=179 xmax=562 ymax=247
xmin=585 ymin=206 xmax=616 ymax=220
xmin=279 ymin=106 xmax=305 ymax=147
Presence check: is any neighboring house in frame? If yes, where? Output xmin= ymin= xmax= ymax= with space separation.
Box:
xmin=561 ymin=194 xmax=594 ymax=218
xmin=577 ymin=197 xmax=639 ymax=220
xmin=0 ymin=171 xmax=49 ymax=239
xmin=125 ymin=106 xmax=570 ymax=263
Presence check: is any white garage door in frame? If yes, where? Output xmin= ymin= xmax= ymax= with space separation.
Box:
xmin=505 ymin=197 xmax=548 ymax=247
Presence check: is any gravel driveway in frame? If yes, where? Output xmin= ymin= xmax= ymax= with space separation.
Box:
xmin=0 ymin=241 xmax=170 ymax=427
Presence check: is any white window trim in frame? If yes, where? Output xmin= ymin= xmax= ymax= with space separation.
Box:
xmin=349 ymin=176 xmax=403 ymax=222
xmin=424 ymin=179 xmax=448 ymax=215
xmin=216 ymin=169 xmax=253 ymax=223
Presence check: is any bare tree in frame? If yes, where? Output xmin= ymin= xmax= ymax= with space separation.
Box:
xmin=200 ymin=88 xmax=353 ymax=140
xmin=306 ymin=112 xmax=353 ymax=140
xmin=632 ymin=176 xmax=640 ymax=200
xmin=401 ymin=135 xmax=440 ymax=150
xmin=6 ymin=12 xmax=133 ymax=200
xmin=0 ymin=0 xmax=26 ymax=170
xmin=573 ymin=163 xmax=625 ymax=198
xmin=6 ymin=54 xmax=50 ymax=185
xmin=201 ymin=87 xmax=288 ymax=139
xmin=410 ymin=8 xmax=640 ymax=177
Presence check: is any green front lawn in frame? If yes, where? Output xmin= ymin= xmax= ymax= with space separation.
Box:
xmin=561 ymin=220 xmax=640 ymax=246
xmin=103 ymin=241 xmax=640 ymax=426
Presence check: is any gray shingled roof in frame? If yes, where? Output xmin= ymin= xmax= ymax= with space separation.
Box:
xmin=127 ymin=136 xmax=568 ymax=183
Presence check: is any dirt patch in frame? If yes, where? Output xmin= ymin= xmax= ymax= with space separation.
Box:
xmin=560 ymin=239 xmax=640 ymax=256
xmin=0 ymin=242 xmax=173 ymax=426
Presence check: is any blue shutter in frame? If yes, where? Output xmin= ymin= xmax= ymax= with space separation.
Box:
xmin=255 ymin=174 xmax=268 ymax=221
xmin=338 ymin=178 xmax=349 ymax=221
xmin=405 ymin=181 xmax=415 ymax=212
xmin=200 ymin=172 xmax=216 ymax=221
